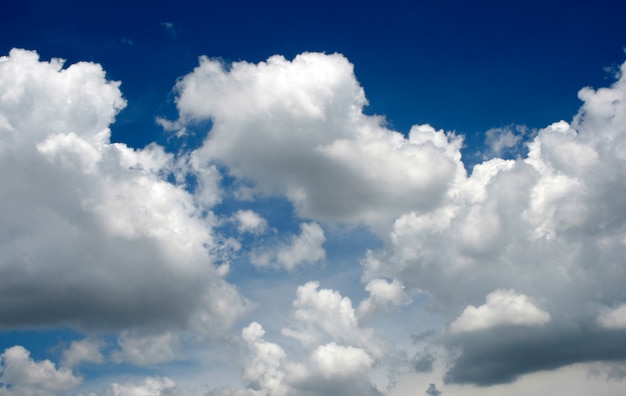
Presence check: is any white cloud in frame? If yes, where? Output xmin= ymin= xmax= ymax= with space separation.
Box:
xmin=250 ymin=223 xmax=325 ymax=271
xmin=0 ymin=49 xmax=246 ymax=335
xmin=240 ymin=322 xmax=292 ymax=396
xmin=357 ymin=278 xmax=410 ymax=320
xmin=111 ymin=331 xmax=182 ymax=366
xmin=449 ymin=290 xmax=551 ymax=333
xmin=361 ymin=59 xmax=626 ymax=384
xmin=223 ymin=321 xmax=382 ymax=396
xmin=169 ymin=52 xmax=465 ymax=231
xmin=0 ymin=346 xmax=81 ymax=396
xmin=234 ymin=210 xmax=268 ymax=234
xmin=598 ymin=304 xmax=626 ymax=329
xmin=281 ymin=281 xmax=380 ymax=358
xmin=105 ymin=376 xmax=177 ymax=396
xmin=61 ymin=338 xmax=105 ymax=368
xmin=311 ymin=342 xmax=374 ymax=378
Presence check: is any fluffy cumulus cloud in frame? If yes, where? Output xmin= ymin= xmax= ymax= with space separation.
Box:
xmin=0 ymin=346 xmax=81 ymax=396
xmin=5 ymin=45 xmax=626 ymax=394
xmin=234 ymin=210 xmax=268 ymax=234
xmin=162 ymin=51 xmax=626 ymax=389
xmin=449 ymin=289 xmax=551 ymax=333
xmin=0 ymin=49 xmax=246 ymax=337
xmin=169 ymin=52 xmax=465 ymax=231
xmin=220 ymin=321 xmax=381 ymax=396
xmin=357 ymin=278 xmax=410 ymax=320
xmin=210 ymin=282 xmax=386 ymax=396
xmin=362 ymin=60 xmax=626 ymax=385
xmin=281 ymin=281 xmax=379 ymax=356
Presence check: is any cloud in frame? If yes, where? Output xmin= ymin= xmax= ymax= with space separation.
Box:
xmin=0 ymin=345 xmax=81 ymax=395
xmin=5 ymin=45 xmax=626 ymax=393
xmin=105 ymin=376 xmax=178 ymax=396
xmin=598 ymin=304 xmax=626 ymax=329
xmin=483 ymin=125 xmax=532 ymax=158
xmin=281 ymin=281 xmax=379 ymax=357
xmin=362 ymin=59 xmax=626 ymax=384
xmin=250 ymin=222 xmax=325 ymax=271
xmin=234 ymin=210 xmax=268 ymax=234
xmin=449 ymin=289 xmax=550 ymax=333
xmin=225 ymin=321 xmax=383 ymax=396
xmin=61 ymin=338 xmax=105 ymax=368
xmin=357 ymin=278 xmax=411 ymax=320
xmin=0 ymin=49 xmax=246 ymax=335
xmin=311 ymin=342 xmax=374 ymax=378
xmin=168 ymin=52 xmax=465 ymax=231
xmin=111 ymin=331 xmax=182 ymax=366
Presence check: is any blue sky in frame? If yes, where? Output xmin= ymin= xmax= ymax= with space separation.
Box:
xmin=2 ymin=1 xmax=626 ymax=395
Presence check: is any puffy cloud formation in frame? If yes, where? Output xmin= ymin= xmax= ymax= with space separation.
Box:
xmin=234 ymin=210 xmax=268 ymax=234
xmin=449 ymin=289 xmax=551 ymax=333
xmin=166 ymin=51 xmax=626 ymax=387
xmin=212 ymin=282 xmax=386 ymax=395
xmin=357 ymin=278 xmax=410 ymax=320
xmin=225 ymin=321 xmax=381 ymax=396
xmin=282 ymin=281 xmax=379 ymax=356
xmin=5 ymin=46 xmax=626 ymax=394
xmin=170 ymin=52 xmax=465 ymax=231
xmin=362 ymin=60 xmax=626 ymax=384
xmin=250 ymin=223 xmax=325 ymax=271
xmin=0 ymin=346 xmax=81 ymax=395
xmin=0 ymin=49 xmax=246 ymax=335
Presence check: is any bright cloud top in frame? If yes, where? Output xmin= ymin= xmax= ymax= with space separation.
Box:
xmin=169 ymin=52 xmax=465 ymax=231
xmin=449 ymin=289 xmax=551 ymax=333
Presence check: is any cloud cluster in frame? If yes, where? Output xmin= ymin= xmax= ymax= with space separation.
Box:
xmin=5 ymin=46 xmax=626 ymax=393
xmin=212 ymin=282 xmax=384 ymax=396
xmin=168 ymin=51 xmax=626 ymax=387
xmin=0 ymin=49 xmax=246 ymax=337
xmin=0 ymin=346 xmax=81 ymax=396
xmin=362 ymin=61 xmax=626 ymax=383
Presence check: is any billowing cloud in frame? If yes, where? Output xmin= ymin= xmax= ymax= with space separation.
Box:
xmin=0 ymin=346 xmax=81 ymax=395
xmin=362 ymin=59 xmax=626 ymax=385
xmin=0 ymin=49 xmax=247 ymax=336
xmin=282 ymin=281 xmax=379 ymax=356
xmin=357 ymin=278 xmax=411 ymax=320
xmin=223 ymin=321 xmax=382 ymax=396
xmin=169 ymin=52 xmax=465 ymax=231
xmin=5 ymin=45 xmax=626 ymax=394
xmin=449 ymin=289 xmax=551 ymax=333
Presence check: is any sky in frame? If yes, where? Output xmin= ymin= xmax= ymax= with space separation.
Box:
xmin=2 ymin=0 xmax=626 ymax=395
